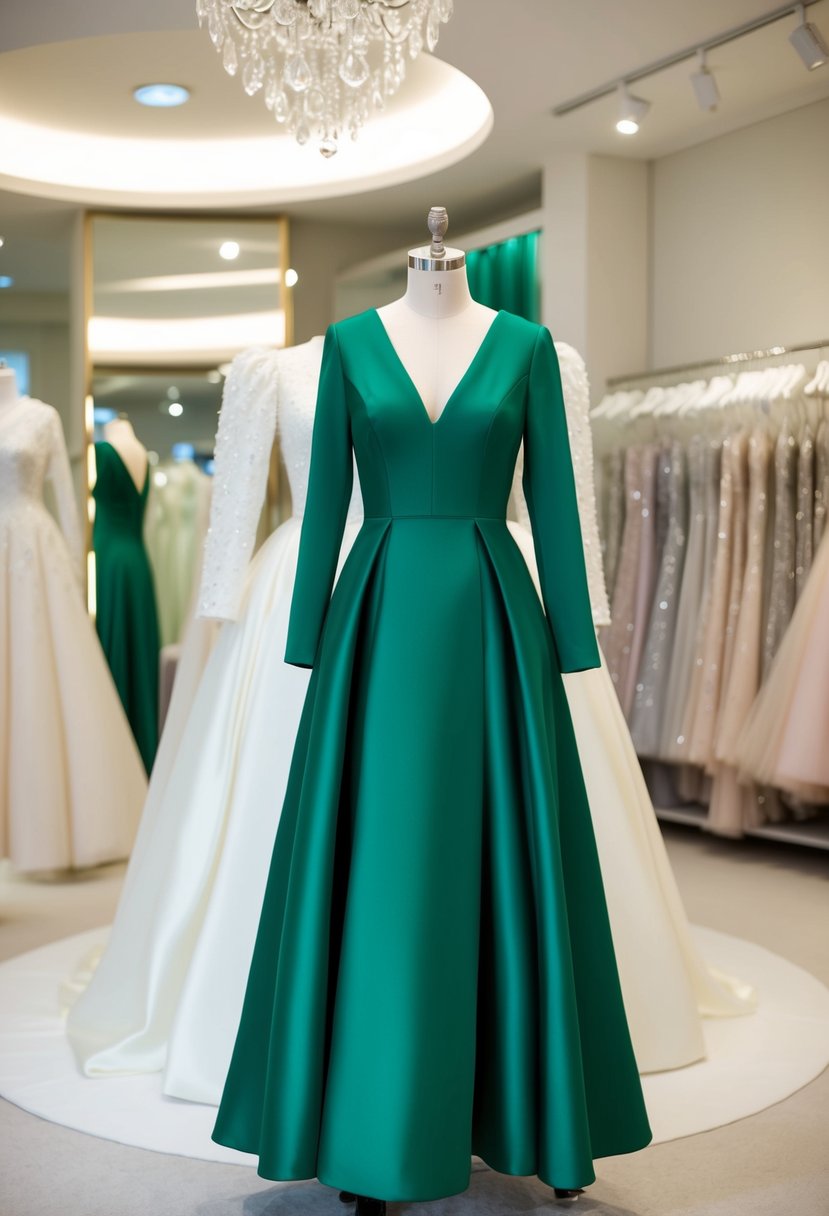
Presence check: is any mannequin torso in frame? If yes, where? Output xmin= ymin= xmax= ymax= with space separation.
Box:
xmin=0 ymin=367 xmax=20 ymax=413
xmin=103 ymin=418 xmax=148 ymax=492
xmin=376 ymin=248 xmax=497 ymax=423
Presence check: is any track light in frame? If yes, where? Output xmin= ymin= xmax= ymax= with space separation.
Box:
xmin=789 ymin=3 xmax=828 ymax=69
xmin=691 ymin=49 xmax=720 ymax=111
xmin=615 ymin=83 xmax=650 ymax=135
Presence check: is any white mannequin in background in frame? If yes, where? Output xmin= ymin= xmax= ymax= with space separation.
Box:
xmin=103 ymin=416 xmax=148 ymax=491
xmin=376 ymin=207 xmax=497 ymax=421
xmin=0 ymin=365 xmax=20 ymax=410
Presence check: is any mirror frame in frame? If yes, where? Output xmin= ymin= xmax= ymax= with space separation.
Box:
xmin=82 ymin=209 xmax=292 ymax=609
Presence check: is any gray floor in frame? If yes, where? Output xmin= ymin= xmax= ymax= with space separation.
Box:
xmin=0 ymin=826 xmax=827 ymax=1216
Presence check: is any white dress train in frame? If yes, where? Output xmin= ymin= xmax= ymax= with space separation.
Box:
xmin=67 ymin=340 xmax=362 ymax=1101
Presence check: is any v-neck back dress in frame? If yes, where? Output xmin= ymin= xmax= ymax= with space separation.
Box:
xmin=93 ymin=441 xmax=160 ymax=771
xmin=212 ymin=311 xmax=651 ymax=1199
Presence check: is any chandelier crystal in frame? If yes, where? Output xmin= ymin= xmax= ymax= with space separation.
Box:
xmin=196 ymin=0 xmax=455 ymax=156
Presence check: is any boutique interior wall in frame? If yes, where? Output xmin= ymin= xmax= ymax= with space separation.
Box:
xmin=540 ymin=94 xmax=829 ymax=398
xmin=649 ymin=95 xmax=829 ymax=368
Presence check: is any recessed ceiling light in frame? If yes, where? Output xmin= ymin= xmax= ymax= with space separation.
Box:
xmin=219 ymin=240 xmax=240 ymax=260
xmin=0 ymin=237 xmax=5 ymax=248
xmin=615 ymin=83 xmax=650 ymax=136
xmin=285 ymin=267 xmax=299 ymax=287
xmin=168 ymin=401 xmax=184 ymax=417
xmin=0 ymin=276 xmax=14 ymax=289
xmin=133 ymin=83 xmax=191 ymax=108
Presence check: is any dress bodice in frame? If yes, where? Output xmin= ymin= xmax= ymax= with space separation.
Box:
xmin=93 ymin=443 xmax=150 ymax=541
xmin=0 ymin=398 xmax=83 ymax=580
xmin=198 ymin=338 xmax=362 ymax=622
xmin=285 ymin=309 xmax=598 ymax=674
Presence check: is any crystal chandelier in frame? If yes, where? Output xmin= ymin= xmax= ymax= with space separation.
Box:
xmin=196 ymin=0 xmax=455 ymax=156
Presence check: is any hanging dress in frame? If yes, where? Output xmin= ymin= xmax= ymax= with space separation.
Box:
xmin=630 ymin=440 xmax=688 ymax=757
xmin=213 ymin=312 xmax=651 ymax=1198
xmin=93 ymin=442 xmax=160 ymax=771
xmin=0 ymin=399 xmax=146 ymax=870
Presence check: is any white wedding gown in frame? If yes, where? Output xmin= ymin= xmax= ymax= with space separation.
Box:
xmin=67 ymin=335 xmax=753 ymax=1101
xmin=0 ymin=397 xmax=146 ymax=871
xmin=67 ymin=339 xmax=362 ymax=1102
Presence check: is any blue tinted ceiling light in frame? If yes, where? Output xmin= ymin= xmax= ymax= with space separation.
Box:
xmin=133 ymin=84 xmax=191 ymax=108
xmin=0 ymin=276 xmax=14 ymax=289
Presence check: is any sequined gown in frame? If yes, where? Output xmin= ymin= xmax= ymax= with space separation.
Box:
xmin=68 ymin=339 xmax=363 ymax=1102
xmin=604 ymin=446 xmax=654 ymax=716
xmin=630 ymin=441 xmax=688 ymax=757
xmin=0 ymin=398 xmax=146 ymax=870
xmin=709 ymin=430 xmax=771 ymax=835
xmin=660 ymin=437 xmax=709 ymax=760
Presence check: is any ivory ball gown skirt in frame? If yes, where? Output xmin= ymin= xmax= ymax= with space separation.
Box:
xmin=67 ymin=513 xmax=361 ymax=1102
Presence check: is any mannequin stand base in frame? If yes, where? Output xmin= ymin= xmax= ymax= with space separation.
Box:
xmin=554 ymin=1188 xmax=582 ymax=1203
xmin=338 ymin=1194 xmax=386 ymax=1216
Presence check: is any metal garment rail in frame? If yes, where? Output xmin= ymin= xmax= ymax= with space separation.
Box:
xmin=606 ymin=337 xmax=829 ymax=388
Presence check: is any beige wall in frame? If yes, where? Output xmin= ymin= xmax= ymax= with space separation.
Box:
xmin=651 ymin=97 xmax=829 ymax=368
xmin=289 ymin=216 xmax=412 ymax=344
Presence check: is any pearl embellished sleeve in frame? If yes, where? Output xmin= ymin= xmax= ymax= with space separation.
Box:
xmin=197 ymin=347 xmax=280 ymax=622
xmin=511 ymin=341 xmax=611 ymax=628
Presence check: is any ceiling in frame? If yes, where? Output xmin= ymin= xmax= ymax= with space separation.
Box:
xmin=1 ymin=0 xmax=828 ymax=282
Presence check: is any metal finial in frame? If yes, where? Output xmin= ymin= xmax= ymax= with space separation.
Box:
xmin=428 ymin=206 xmax=449 ymax=258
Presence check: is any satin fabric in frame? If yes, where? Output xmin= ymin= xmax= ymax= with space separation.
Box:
xmin=94 ymin=442 xmax=160 ymax=771
xmin=213 ymin=311 xmax=651 ymax=1198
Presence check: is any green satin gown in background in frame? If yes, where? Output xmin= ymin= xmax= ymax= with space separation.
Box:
xmin=213 ymin=310 xmax=652 ymax=1199
xmin=93 ymin=442 xmax=160 ymax=772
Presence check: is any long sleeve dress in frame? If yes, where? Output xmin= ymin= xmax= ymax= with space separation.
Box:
xmin=213 ymin=310 xmax=650 ymax=1198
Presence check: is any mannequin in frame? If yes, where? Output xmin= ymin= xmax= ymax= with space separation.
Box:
xmin=376 ymin=207 xmax=498 ymax=421
xmin=0 ymin=365 xmax=20 ymax=410
xmin=103 ymin=415 xmax=148 ymax=492
xmin=344 ymin=209 xmax=582 ymax=1213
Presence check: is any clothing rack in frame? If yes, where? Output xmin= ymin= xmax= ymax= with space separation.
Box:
xmin=600 ymin=339 xmax=829 ymax=852
xmin=606 ymin=338 xmax=829 ymax=388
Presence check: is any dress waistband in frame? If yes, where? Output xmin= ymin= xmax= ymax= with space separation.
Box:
xmin=363 ymin=514 xmax=506 ymax=522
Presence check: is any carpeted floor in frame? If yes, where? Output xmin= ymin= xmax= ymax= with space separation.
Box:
xmin=0 ymin=825 xmax=827 ymax=1216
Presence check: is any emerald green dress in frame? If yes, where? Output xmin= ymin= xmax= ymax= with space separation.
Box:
xmin=93 ymin=442 xmax=160 ymax=772
xmin=213 ymin=310 xmax=651 ymax=1198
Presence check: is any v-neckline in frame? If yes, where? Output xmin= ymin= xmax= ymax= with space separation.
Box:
xmin=370 ymin=308 xmax=504 ymax=428
xmin=99 ymin=440 xmax=148 ymax=497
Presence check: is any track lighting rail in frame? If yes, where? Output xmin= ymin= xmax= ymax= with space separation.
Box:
xmin=552 ymin=0 xmax=824 ymax=119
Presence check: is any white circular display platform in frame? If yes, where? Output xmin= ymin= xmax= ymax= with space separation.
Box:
xmin=0 ymin=925 xmax=827 ymax=1168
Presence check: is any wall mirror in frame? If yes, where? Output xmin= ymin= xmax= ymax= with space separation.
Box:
xmin=84 ymin=212 xmax=290 ymax=645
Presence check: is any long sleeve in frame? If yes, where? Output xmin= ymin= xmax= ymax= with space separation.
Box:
xmin=509 ymin=342 xmax=611 ymax=628
xmin=284 ymin=325 xmax=353 ymax=668
xmin=197 ymin=347 xmax=279 ymax=622
xmin=46 ymin=408 xmax=83 ymax=585
xmin=522 ymin=326 xmax=600 ymax=673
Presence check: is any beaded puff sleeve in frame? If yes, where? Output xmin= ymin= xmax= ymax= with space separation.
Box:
xmin=197 ymin=347 xmax=280 ymax=622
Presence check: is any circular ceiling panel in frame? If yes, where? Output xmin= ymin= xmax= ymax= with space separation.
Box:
xmin=0 ymin=32 xmax=492 ymax=207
